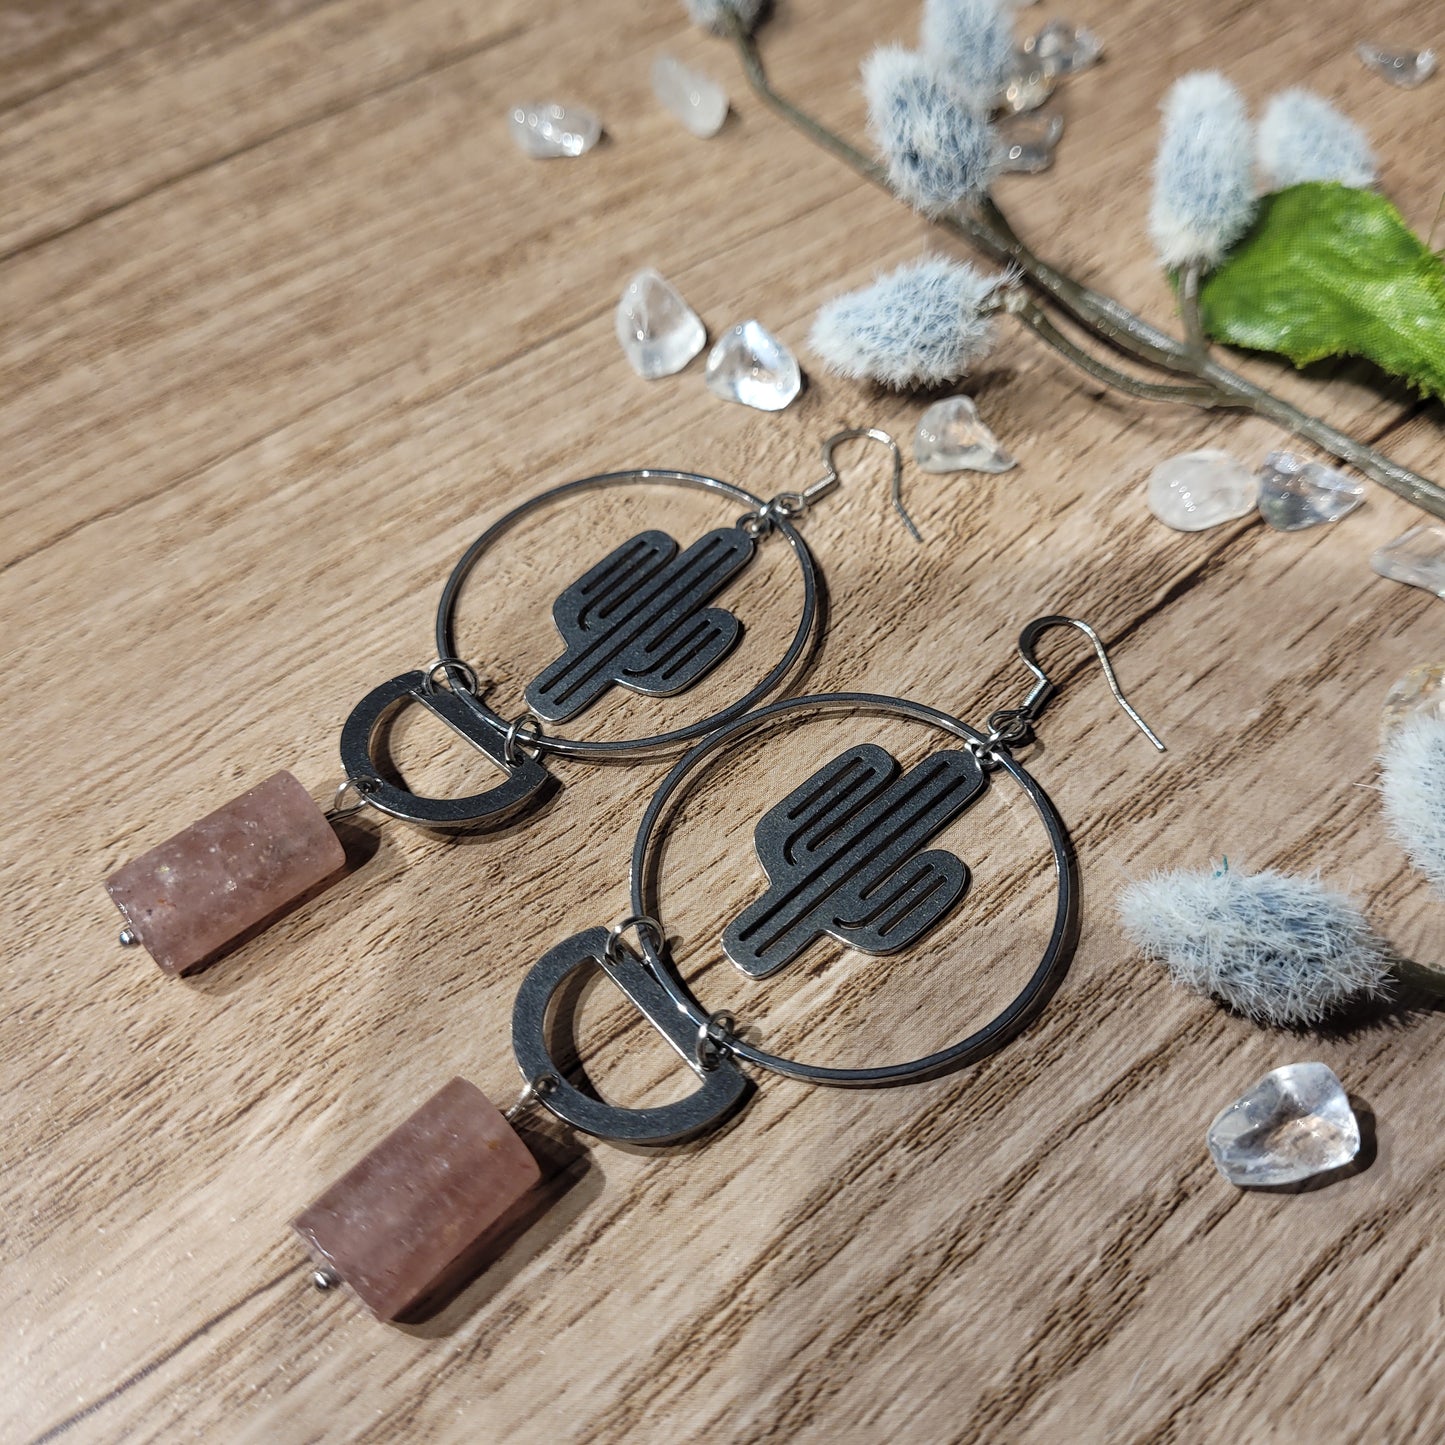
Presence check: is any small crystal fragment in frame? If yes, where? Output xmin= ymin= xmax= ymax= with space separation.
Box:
xmin=508 ymin=101 xmax=601 ymax=158
xmin=105 ymin=771 xmax=345 ymax=976
xmin=1255 ymin=450 xmax=1365 ymax=531
xmin=1147 ymin=449 xmax=1256 ymax=531
xmin=914 ymin=396 xmax=1016 ymax=474
xmin=1356 ymin=43 xmax=1436 ymax=88
xmin=1372 ymin=523 xmax=1445 ymax=599
xmin=293 ymin=1078 xmax=541 ymax=1321
xmin=652 ymin=53 xmax=729 ymax=138
xmin=1022 ymin=20 xmax=1103 ymax=75
xmin=1000 ymin=65 xmax=1056 ymax=114
xmin=1207 ymin=1062 xmax=1360 ymax=1188
xmin=1382 ymin=662 xmax=1445 ymax=744
xmin=615 ymin=269 xmax=706 ymax=379
xmin=996 ymin=113 xmax=1064 ymax=174
xmin=704 ymin=320 xmax=802 ymax=411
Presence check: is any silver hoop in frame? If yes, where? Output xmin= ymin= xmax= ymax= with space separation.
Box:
xmin=435 ymin=469 xmax=821 ymax=763
xmin=628 ymin=693 xmax=1080 ymax=1088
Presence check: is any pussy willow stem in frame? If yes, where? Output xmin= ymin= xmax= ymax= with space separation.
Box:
xmin=1005 ymin=297 xmax=1221 ymax=406
xmin=727 ymin=23 xmax=1445 ymax=521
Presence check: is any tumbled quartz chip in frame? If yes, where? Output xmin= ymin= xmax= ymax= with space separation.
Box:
xmin=508 ymin=101 xmax=601 ymax=158
xmin=1382 ymin=662 xmax=1445 ymax=744
xmin=615 ymin=269 xmax=706 ymax=379
xmin=996 ymin=113 xmax=1064 ymax=174
xmin=1147 ymin=449 xmax=1257 ymax=531
xmin=914 ymin=396 xmax=1016 ymax=474
xmin=652 ymin=53 xmax=729 ymax=138
xmin=1022 ymin=20 xmax=1103 ymax=75
xmin=1356 ymin=43 xmax=1436 ymax=88
xmin=1372 ymin=523 xmax=1445 ymax=599
xmin=1255 ymin=450 xmax=1365 ymax=531
xmin=704 ymin=320 xmax=802 ymax=411
xmin=1000 ymin=65 xmax=1056 ymax=113
xmin=106 ymin=770 xmax=345 ymax=976
xmin=1207 ymin=1062 xmax=1360 ymax=1188
xmin=293 ymin=1078 xmax=541 ymax=1321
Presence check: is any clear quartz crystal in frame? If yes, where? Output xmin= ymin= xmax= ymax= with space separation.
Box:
xmin=1023 ymin=20 xmax=1104 ymax=75
xmin=1372 ymin=523 xmax=1445 ymax=599
xmin=914 ymin=396 xmax=1016 ymax=473
xmin=1000 ymin=64 xmax=1056 ymax=114
xmin=652 ymin=54 xmax=729 ymax=138
xmin=1356 ymin=43 xmax=1437 ymax=88
xmin=1381 ymin=662 xmax=1445 ymax=744
xmin=1147 ymin=449 xmax=1257 ymax=531
xmin=508 ymin=101 xmax=601 ymax=158
xmin=996 ymin=113 xmax=1064 ymax=174
xmin=1207 ymin=1063 xmax=1360 ymax=1188
xmin=704 ymin=321 xmax=801 ymax=411
xmin=1255 ymin=450 xmax=1365 ymax=530
xmin=615 ymin=269 xmax=706 ymax=379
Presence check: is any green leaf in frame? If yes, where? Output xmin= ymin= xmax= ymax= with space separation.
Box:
xmin=1198 ymin=182 xmax=1445 ymax=400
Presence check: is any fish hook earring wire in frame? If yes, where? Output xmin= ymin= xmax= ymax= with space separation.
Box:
xmin=612 ymin=617 xmax=1165 ymax=1089
xmin=428 ymin=429 xmax=912 ymax=769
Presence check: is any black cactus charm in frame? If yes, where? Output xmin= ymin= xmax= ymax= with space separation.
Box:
xmin=525 ymin=528 xmax=755 ymax=724
xmin=723 ymin=743 xmax=985 ymax=979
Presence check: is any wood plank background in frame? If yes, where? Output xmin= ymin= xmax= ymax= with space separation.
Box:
xmin=3 ymin=0 xmax=1443 ymax=1439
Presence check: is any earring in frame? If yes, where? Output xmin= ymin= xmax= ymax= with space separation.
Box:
xmin=103 ymin=429 xmax=908 ymax=977
xmin=291 ymin=616 xmax=1165 ymax=1320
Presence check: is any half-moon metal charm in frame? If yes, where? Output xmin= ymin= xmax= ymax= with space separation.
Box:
xmin=340 ymin=670 xmax=552 ymax=830
xmin=512 ymin=927 xmax=751 ymax=1145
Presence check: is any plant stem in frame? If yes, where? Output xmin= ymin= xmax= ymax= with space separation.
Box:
xmin=727 ymin=23 xmax=1445 ymax=521
xmin=1005 ymin=296 xmax=1222 ymax=406
xmin=1179 ymin=262 xmax=1207 ymax=359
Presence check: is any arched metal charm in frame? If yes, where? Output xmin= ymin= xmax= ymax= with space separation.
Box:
xmin=339 ymin=671 xmax=551 ymax=830
xmin=526 ymin=528 xmax=756 ymax=724
xmin=512 ymin=927 xmax=751 ymax=1144
xmin=723 ymin=744 xmax=984 ymax=979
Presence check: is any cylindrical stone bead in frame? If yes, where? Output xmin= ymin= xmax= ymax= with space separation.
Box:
xmin=105 ymin=770 xmax=346 ymax=975
xmin=292 ymin=1077 xmax=543 ymax=1322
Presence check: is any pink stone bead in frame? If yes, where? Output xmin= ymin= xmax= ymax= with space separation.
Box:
xmin=293 ymin=1078 xmax=542 ymax=1321
xmin=105 ymin=770 xmax=345 ymax=975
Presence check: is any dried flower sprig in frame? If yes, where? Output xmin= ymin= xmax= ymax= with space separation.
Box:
xmin=696 ymin=6 xmax=1445 ymax=520
xmin=683 ymin=0 xmax=769 ymax=37
xmin=863 ymin=47 xmax=998 ymax=214
xmin=1258 ymin=89 xmax=1378 ymax=190
xmin=1119 ymin=865 xmax=1392 ymax=1026
xmin=1381 ymin=715 xmax=1445 ymax=897
xmin=1149 ymin=73 xmax=1256 ymax=272
xmin=810 ymin=255 xmax=1002 ymax=386
xmin=919 ymin=0 xmax=1017 ymax=103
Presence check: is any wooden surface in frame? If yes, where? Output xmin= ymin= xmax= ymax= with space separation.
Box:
xmin=4 ymin=0 xmax=1444 ymax=1439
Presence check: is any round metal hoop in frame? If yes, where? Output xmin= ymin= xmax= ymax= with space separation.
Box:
xmin=435 ymin=470 xmax=820 ymax=762
xmin=629 ymin=693 xmax=1080 ymax=1088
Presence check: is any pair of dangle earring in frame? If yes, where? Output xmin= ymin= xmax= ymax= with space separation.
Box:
xmin=103 ymin=430 xmax=907 ymax=975
xmin=293 ymin=617 xmax=1166 ymax=1321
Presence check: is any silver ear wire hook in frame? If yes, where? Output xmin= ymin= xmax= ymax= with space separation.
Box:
xmin=1004 ymin=615 xmax=1166 ymax=751
xmin=810 ymin=427 xmax=920 ymax=543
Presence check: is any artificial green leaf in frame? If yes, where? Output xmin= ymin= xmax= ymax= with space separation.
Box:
xmin=1198 ymin=181 xmax=1445 ymax=400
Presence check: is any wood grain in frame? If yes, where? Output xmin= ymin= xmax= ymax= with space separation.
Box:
xmin=3 ymin=0 xmax=1444 ymax=1440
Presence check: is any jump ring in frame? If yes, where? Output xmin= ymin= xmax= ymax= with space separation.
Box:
xmin=504 ymin=711 xmax=544 ymax=765
xmin=604 ymin=914 xmax=665 ymax=965
xmin=695 ymin=1010 xmax=738 ymax=1071
xmin=329 ymin=775 xmax=379 ymax=820
xmin=420 ymin=656 xmax=481 ymax=696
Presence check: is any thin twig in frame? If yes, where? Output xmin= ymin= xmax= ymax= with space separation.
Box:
xmin=1004 ymin=295 xmax=1223 ymax=406
xmin=727 ymin=22 xmax=1445 ymax=521
xmin=1178 ymin=262 xmax=1208 ymax=360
